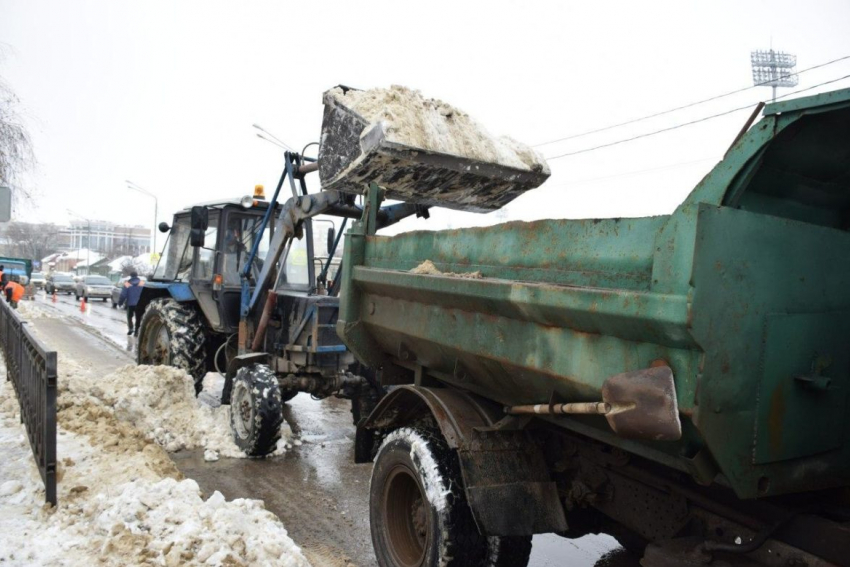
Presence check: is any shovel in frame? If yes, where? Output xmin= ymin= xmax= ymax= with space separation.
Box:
xmin=506 ymin=365 xmax=682 ymax=442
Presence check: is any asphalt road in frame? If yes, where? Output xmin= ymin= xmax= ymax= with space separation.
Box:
xmin=27 ymin=290 xmax=638 ymax=567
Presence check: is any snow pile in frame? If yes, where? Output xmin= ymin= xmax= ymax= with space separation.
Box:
xmin=0 ymin=358 xmax=309 ymax=566
xmin=328 ymin=85 xmax=549 ymax=174
xmin=410 ymin=259 xmax=483 ymax=279
xmin=62 ymin=362 xmax=291 ymax=459
xmin=15 ymin=299 xmax=59 ymax=319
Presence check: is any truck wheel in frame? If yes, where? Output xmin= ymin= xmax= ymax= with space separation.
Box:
xmin=137 ymin=298 xmax=207 ymax=394
xmin=230 ymin=364 xmax=284 ymax=457
xmin=370 ymin=427 xmax=487 ymax=567
xmin=485 ymin=536 xmax=532 ymax=567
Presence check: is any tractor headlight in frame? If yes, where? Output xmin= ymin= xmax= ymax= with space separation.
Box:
xmin=240 ymin=195 xmax=254 ymax=209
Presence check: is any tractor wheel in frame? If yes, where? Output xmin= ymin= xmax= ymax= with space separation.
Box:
xmin=137 ymin=298 xmax=207 ymax=394
xmin=230 ymin=364 xmax=284 ymax=457
xmin=370 ymin=427 xmax=488 ymax=567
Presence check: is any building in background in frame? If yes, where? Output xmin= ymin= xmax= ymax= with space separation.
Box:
xmin=59 ymin=220 xmax=151 ymax=256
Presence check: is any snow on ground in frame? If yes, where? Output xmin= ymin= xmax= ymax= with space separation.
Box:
xmin=0 ymin=348 xmax=308 ymax=565
xmin=64 ymin=362 xmax=291 ymax=460
xmin=16 ymin=299 xmax=291 ymax=459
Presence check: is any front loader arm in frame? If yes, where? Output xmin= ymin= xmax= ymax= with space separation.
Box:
xmin=244 ymin=189 xmax=351 ymax=317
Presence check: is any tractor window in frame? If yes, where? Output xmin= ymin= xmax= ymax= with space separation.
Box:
xmin=193 ymin=215 xmax=219 ymax=280
xmin=282 ymin=234 xmax=310 ymax=287
xmin=223 ymin=213 xmax=270 ymax=285
xmin=154 ymin=216 xmax=193 ymax=281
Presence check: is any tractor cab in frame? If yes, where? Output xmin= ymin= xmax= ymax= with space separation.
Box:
xmin=149 ymin=192 xmax=342 ymax=335
xmin=146 ymin=194 xmax=276 ymax=334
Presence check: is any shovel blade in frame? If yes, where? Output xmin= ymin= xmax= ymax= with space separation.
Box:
xmin=602 ymin=366 xmax=682 ymax=441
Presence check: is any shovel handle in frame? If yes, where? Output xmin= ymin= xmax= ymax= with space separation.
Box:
xmin=506 ymin=402 xmax=611 ymax=415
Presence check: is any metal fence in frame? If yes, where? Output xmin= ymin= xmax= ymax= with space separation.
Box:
xmin=0 ymin=299 xmax=57 ymax=505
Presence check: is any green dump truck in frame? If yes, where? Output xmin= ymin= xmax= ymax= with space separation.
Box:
xmin=338 ymin=88 xmax=850 ymax=566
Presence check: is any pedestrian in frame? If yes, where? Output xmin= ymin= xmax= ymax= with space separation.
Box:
xmin=118 ymin=271 xmax=145 ymax=336
xmin=5 ymin=279 xmax=25 ymax=309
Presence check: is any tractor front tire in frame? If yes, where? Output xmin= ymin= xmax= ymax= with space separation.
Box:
xmin=137 ymin=298 xmax=207 ymax=394
xmin=230 ymin=364 xmax=284 ymax=457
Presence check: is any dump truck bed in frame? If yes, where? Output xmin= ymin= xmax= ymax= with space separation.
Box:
xmin=338 ymin=88 xmax=850 ymax=501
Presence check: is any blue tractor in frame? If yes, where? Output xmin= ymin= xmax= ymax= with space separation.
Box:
xmin=135 ymin=151 xmax=427 ymax=455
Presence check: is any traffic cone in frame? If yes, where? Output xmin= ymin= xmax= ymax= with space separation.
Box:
xmin=80 ymin=297 xmax=87 ymax=313
xmin=52 ymin=291 xmax=57 ymax=303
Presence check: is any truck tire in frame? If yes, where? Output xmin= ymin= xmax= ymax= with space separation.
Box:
xmin=229 ymin=364 xmax=284 ymax=457
xmin=485 ymin=536 xmax=532 ymax=567
xmin=137 ymin=298 xmax=207 ymax=394
xmin=370 ymin=427 xmax=487 ymax=567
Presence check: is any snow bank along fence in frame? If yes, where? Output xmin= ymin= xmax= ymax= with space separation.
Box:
xmin=0 ymin=299 xmax=57 ymax=505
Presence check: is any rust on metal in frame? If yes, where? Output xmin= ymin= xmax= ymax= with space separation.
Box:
xmin=251 ymin=291 xmax=278 ymax=352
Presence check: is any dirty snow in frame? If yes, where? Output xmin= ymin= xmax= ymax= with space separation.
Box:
xmin=410 ymin=259 xmax=483 ymax=279
xmin=62 ymin=360 xmax=291 ymax=459
xmin=328 ymin=85 xmax=549 ymax=174
xmin=0 ymin=356 xmax=310 ymax=567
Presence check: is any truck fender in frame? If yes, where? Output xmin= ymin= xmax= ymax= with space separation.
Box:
xmin=359 ymin=385 xmax=568 ymax=537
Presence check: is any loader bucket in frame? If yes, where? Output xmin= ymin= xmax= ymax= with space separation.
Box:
xmin=318 ymin=86 xmax=550 ymax=213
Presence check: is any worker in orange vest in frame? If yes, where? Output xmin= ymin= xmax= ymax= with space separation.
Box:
xmin=5 ymin=280 xmax=25 ymax=309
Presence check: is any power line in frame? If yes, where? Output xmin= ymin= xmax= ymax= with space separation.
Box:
xmin=534 ymin=54 xmax=850 ymax=148
xmin=546 ymin=73 xmax=850 ymax=161
xmin=552 ymin=156 xmax=718 ymax=187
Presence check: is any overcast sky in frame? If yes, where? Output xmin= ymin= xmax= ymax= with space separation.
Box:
xmin=2 ymin=0 xmax=849 ymax=237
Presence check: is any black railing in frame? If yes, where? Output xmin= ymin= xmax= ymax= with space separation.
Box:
xmin=0 ymin=300 xmax=57 ymax=505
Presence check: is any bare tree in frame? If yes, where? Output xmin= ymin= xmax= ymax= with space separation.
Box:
xmin=1 ymin=222 xmax=61 ymax=262
xmin=119 ymin=256 xmax=151 ymax=277
xmin=0 ymin=48 xmax=35 ymax=195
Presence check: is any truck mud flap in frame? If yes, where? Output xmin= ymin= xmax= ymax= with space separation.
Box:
xmin=459 ymin=443 xmax=568 ymax=536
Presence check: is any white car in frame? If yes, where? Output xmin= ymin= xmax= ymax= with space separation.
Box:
xmin=75 ymin=275 xmax=114 ymax=302
xmin=30 ymin=272 xmax=46 ymax=289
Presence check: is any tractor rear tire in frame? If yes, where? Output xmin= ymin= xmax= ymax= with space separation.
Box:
xmin=137 ymin=298 xmax=207 ymax=394
xmin=230 ymin=364 xmax=284 ymax=457
xmin=370 ymin=427 xmax=488 ymax=567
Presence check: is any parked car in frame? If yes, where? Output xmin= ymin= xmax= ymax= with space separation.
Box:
xmin=75 ymin=275 xmax=113 ymax=301
xmin=30 ymin=272 xmax=46 ymax=289
xmin=111 ymin=275 xmax=146 ymax=308
xmin=46 ymin=273 xmax=76 ymax=295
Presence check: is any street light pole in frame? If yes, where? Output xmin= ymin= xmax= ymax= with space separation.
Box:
xmin=126 ymin=180 xmax=158 ymax=255
xmin=67 ymin=209 xmax=92 ymax=275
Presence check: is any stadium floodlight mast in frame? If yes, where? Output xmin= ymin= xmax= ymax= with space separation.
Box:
xmin=751 ymin=49 xmax=799 ymax=102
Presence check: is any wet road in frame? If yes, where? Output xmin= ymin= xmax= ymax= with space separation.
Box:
xmin=27 ymin=291 xmax=638 ymax=567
